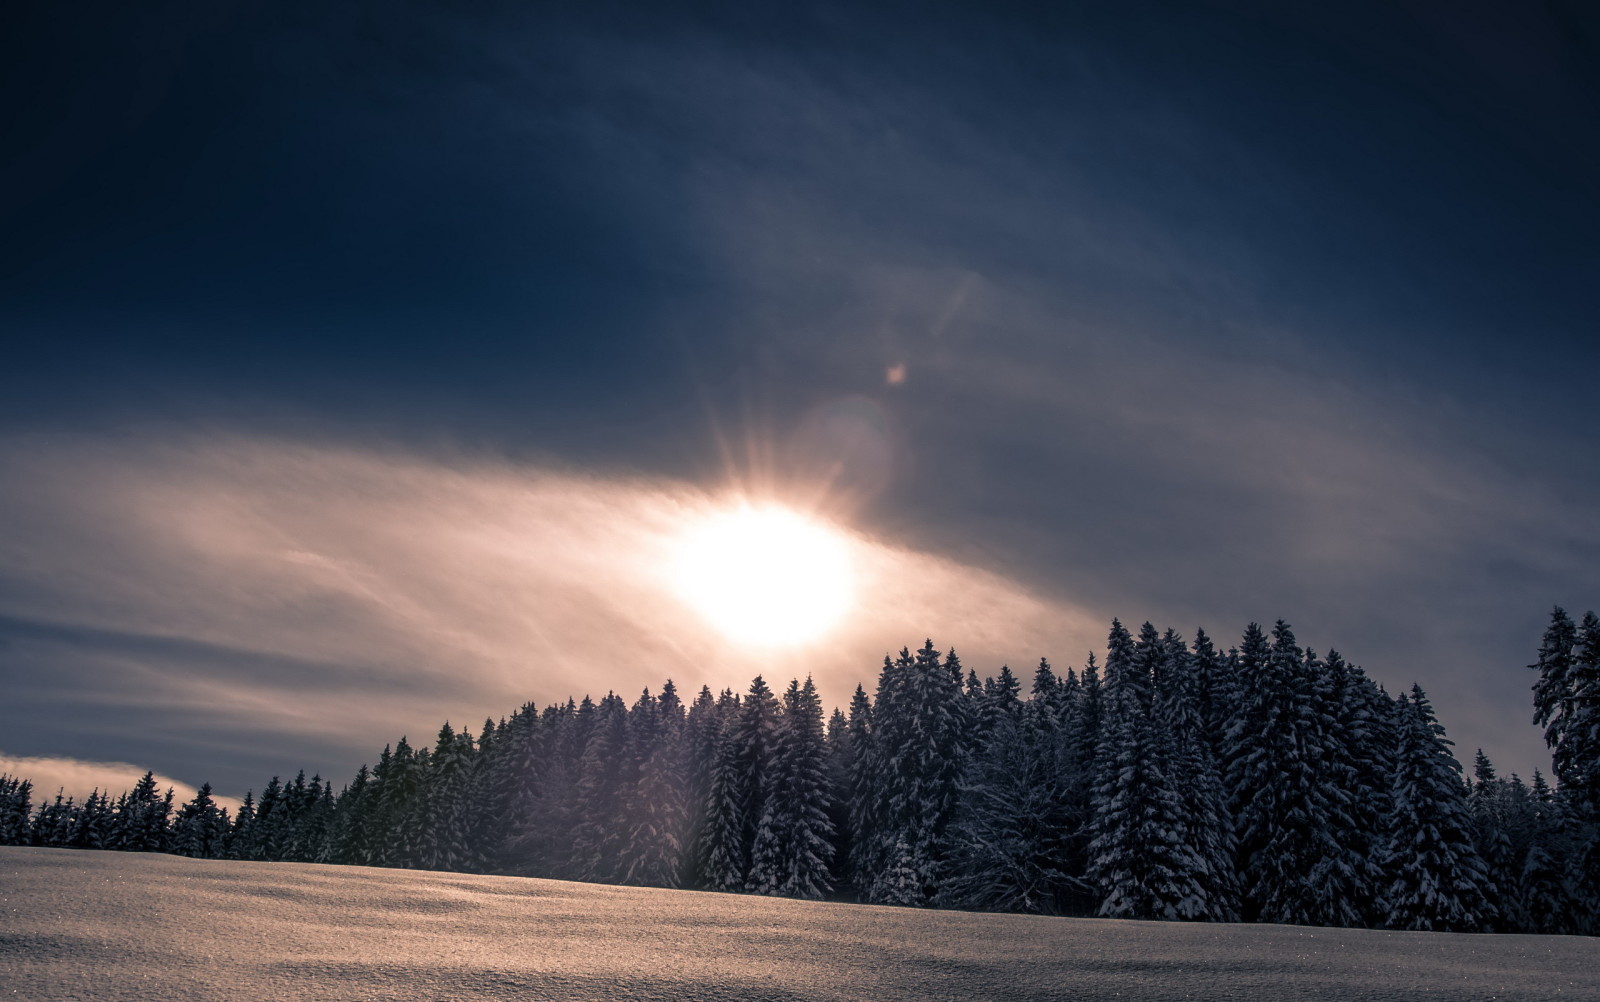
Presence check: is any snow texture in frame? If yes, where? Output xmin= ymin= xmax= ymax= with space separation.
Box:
xmin=3 ymin=847 xmax=1596 ymax=1001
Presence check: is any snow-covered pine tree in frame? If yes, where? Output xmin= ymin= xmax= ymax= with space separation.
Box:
xmin=1086 ymin=620 xmax=1205 ymax=920
xmin=0 ymin=774 xmax=32 ymax=845
xmin=1379 ymin=686 xmax=1496 ymax=932
xmin=501 ymin=700 xmax=580 ymax=876
xmin=1467 ymin=750 xmax=1517 ymax=930
xmin=404 ymin=723 xmax=478 ymax=872
xmin=1224 ymin=621 xmax=1365 ymax=926
xmin=1532 ymin=609 xmax=1583 ymax=801
xmin=939 ymin=695 xmax=1081 ymax=913
xmin=975 ymin=665 xmax=1022 ymax=750
xmin=1158 ymin=628 xmax=1239 ymax=921
xmin=111 ymin=771 xmax=172 ymax=854
xmin=570 ymin=693 xmax=631 ymax=882
xmin=620 ymin=682 xmax=691 ymax=887
xmin=372 ymin=737 xmax=423 ymax=866
xmin=482 ymin=705 xmax=540 ymax=869
xmin=30 ymin=790 xmax=73 ymax=847
xmin=171 ymin=782 xmax=227 ymax=858
xmin=325 ymin=765 xmax=372 ymax=865
xmin=747 ymin=677 xmax=834 ymax=899
xmin=68 ymin=789 xmax=113 ymax=850
xmin=1322 ymin=650 xmax=1393 ymax=925
xmin=226 ymin=791 xmax=256 ymax=860
xmin=1523 ymin=605 xmax=1600 ymax=933
xmin=698 ymin=717 xmax=747 ymax=892
xmin=1518 ymin=770 xmax=1585 ymax=934
xmin=680 ymin=686 xmax=722 ymax=883
xmin=861 ymin=641 xmax=968 ymax=905
xmin=845 ymin=679 xmax=880 ymax=895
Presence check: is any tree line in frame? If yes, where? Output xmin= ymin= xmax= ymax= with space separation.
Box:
xmin=3 ymin=610 xmax=1597 ymax=935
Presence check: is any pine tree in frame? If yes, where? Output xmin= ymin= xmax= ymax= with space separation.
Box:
xmin=1224 ymin=622 xmax=1366 ymax=926
xmin=747 ymin=677 xmax=835 ymax=899
xmin=620 ymin=683 xmax=691 ymax=887
xmin=325 ymin=765 xmax=373 ymax=865
xmin=859 ymin=641 xmax=968 ymax=905
xmin=698 ymin=719 xmax=747 ymax=892
xmin=227 ymin=792 xmax=256 ymax=860
xmin=1086 ymin=621 xmax=1207 ymax=920
xmin=68 ymin=789 xmax=114 ymax=850
xmin=405 ymin=723 xmax=478 ymax=872
xmin=0 ymin=774 xmax=33 ymax=846
xmin=940 ymin=697 xmax=1081 ymax=913
xmin=1379 ymin=687 xmax=1496 ymax=932
xmin=1158 ymin=629 xmax=1239 ymax=921
xmin=30 ymin=790 xmax=74 ymax=847
xmin=570 ymin=694 xmax=631 ymax=882
xmin=844 ymin=680 xmax=878 ymax=895
xmin=171 ymin=783 xmax=227 ymax=858
xmin=112 ymin=772 xmax=172 ymax=853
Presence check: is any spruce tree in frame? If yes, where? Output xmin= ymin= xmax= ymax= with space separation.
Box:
xmin=940 ymin=697 xmax=1081 ymax=913
xmin=31 ymin=790 xmax=74 ymax=847
xmin=698 ymin=720 xmax=747 ymax=892
xmin=172 ymin=783 xmax=227 ymax=858
xmin=859 ymin=641 xmax=967 ymax=905
xmin=571 ymin=694 xmax=631 ymax=882
xmin=1158 ymin=629 xmax=1239 ymax=921
xmin=1086 ymin=621 xmax=1206 ymax=920
xmin=620 ymin=682 xmax=691 ymax=887
xmin=0 ymin=775 xmax=32 ymax=846
xmin=1380 ymin=687 xmax=1496 ymax=932
xmin=747 ymin=677 xmax=834 ymax=899
xmin=69 ymin=789 xmax=114 ymax=850
xmin=1224 ymin=622 xmax=1365 ymax=926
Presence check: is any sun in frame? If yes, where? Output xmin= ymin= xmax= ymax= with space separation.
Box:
xmin=671 ymin=504 xmax=854 ymax=647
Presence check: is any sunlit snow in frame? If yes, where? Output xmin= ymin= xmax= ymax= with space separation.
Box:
xmin=4 ymin=848 xmax=1596 ymax=1001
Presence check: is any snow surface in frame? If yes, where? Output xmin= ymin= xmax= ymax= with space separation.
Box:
xmin=1 ymin=847 xmax=1595 ymax=1001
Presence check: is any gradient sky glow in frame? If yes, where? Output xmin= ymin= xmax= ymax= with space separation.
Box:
xmin=2 ymin=1 xmax=1597 ymax=799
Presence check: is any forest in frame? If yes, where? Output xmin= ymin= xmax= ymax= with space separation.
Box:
xmin=3 ymin=609 xmax=1597 ymax=936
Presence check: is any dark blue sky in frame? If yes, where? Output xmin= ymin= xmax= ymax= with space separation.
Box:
xmin=3 ymin=0 xmax=1597 ymax=795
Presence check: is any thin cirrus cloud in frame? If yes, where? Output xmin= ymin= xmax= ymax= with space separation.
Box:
xmin=0 ymin=432 xmax=1103 ymax=798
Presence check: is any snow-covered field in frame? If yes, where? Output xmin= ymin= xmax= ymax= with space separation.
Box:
xmin=1 ymin=847 xmax=1595 ymax=1001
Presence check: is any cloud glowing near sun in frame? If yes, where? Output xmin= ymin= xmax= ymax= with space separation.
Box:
xmin=671 ymin=504 xmax=855 ymax=647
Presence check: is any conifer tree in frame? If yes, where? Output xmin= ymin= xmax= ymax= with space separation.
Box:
xmin=172 ymin=783 xmax=227 ymax=859
xmin=941 ymin=697 xmax=1080 ymax=913
xmin=620 ymin=683 xmax=691 ymax=887
xmin=1380 ymin=687 xmax=1496 ymax=931
xmin=570 ymin=694 xmax=631 ymax=882
xmin=325 ymin=765 xmax=373 ymax=865
xmin=1158 ymin=629 xmax=1239 ymax=921
xmin=31 ymin=790 xmax=74 ymax=847
xmin=859 ymin=642 xmax=967 ymax=905
xmin=69 ymin=790 xmax=114 ymax=850
xmin=227 ymin=792 xmax=256 ymax=860
xmin=112 ymin=772 xmax=172 ymax=853
xmin=1224 ymin=622 xmax=1365 ymax=926
xmin=698 ymin=720 xmax=747 ymax=892
xmin=844 ymin=680 xmax=879 ymax=894
xmin=747 ymin=677 xmax=835 ymax=899
xmin=1086 ymin=621 xmax=1206 ymax=920
xmin=0 ymin=774 xmax=32 ymax=845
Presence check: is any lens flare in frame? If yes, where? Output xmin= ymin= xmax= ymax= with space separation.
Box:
xmin=672 ymin=504 xmax=854 ymax=647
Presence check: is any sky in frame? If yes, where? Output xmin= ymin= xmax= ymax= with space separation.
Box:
xmin=2 ymin=0 xmax=1597 ymax=801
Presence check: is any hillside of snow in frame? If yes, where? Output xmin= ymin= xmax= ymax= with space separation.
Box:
xmin=2 ymin=847 xmax=1595 ymax=1001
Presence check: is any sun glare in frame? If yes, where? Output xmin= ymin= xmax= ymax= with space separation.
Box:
xmin=672 ymin=504 xmax=854 ymax=647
